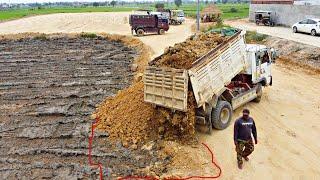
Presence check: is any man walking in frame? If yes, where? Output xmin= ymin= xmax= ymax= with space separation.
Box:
xmin=234 ymin=109 xmax=257 ymax=169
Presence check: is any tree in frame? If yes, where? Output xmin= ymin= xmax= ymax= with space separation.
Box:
xmin=110 ymin=0 xmax=117 ymax=7
xmin=174 ymin=0 xmax=182 ymax=7
xmin=205 ymin=0 xmax=209 ymax=4
xmin=155 ymin=3 xmax=164 ymax=9
xmin=93 ymin=2 xmax=99 ymax=7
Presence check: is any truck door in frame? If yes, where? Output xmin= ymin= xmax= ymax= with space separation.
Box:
xmin=257 ymin=50 xmax=272 ymax=85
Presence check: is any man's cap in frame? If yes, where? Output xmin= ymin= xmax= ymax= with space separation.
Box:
xmin=243 ymin=108 xmax=250 ymax=115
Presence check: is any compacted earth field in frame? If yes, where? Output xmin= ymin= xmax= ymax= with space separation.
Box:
xmin=0 ymin=34 xmax=160 ymax=179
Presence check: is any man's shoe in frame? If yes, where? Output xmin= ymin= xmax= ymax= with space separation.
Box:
xmin=244 ymin=156 xmax=249 ymax=161
xmin=238 ymin=162 xmax=243 ymax=169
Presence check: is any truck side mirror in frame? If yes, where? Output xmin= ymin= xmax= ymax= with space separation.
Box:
xmin=270 ymin=48 xmax=277 ymax=63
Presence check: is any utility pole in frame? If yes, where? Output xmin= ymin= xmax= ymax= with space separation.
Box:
xmin=196 ymin=0 xmax=200 ymax=32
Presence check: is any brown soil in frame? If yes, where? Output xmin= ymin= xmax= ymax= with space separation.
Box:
xmin=94 ymin=81 xmax=197 ymax=147
xmin=94 ymin=81 xmax=159 ymax=148
xmin=151 ymin=32 xmax=227 ymax=69
xmin=0 ymin=33 xmax=147 ymax=178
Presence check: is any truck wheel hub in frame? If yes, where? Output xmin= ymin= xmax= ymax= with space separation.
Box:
xmin=220 ymin=108 xmax=230 ymax=124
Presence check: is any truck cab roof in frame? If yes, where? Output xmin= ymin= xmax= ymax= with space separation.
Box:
xmin=246 ymin=44 xmax=267 ymax=52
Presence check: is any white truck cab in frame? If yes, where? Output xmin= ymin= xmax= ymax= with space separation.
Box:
xmin=245 ymin=44 xmax=273 ymax=86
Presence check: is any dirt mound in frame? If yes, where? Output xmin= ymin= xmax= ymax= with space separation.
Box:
xmin=94 ymin=81 xmax=197 ymax=147
xmin=94 ymin=82 xmax=159 ymax=148
xmin=151 ymin=32 xmax=226 ymax=69
xmin=95 ymin=32 xmax=227 ymax=147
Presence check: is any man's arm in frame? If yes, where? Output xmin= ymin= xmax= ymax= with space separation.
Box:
xmin=252 ymin=119 xmax=257 ymax=144
xmin=234 ymin=120 xmax=239 ymax=145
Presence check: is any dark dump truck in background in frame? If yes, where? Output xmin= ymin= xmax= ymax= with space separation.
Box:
xmin=129 ymin=15 xmax=169 ymax=36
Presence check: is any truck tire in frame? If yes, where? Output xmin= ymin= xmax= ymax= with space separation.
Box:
xmin=136 ymin=29 xmax=144 ymax=37
xmin=311 ymin=29 xmax=317 ymax=36
xmin=158 ymin=29 xmax=165 ymax=35
xmin=253 ymin=83 xmax=262 ymax=103
xmin=293 ymin=26 xmax=298 ymax=33
xmin=207 ymin=104 xmax=214 ymax=134
xmin=212 ymin=101 xmax=232 ymax=130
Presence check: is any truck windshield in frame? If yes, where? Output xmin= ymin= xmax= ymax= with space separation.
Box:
xmin=160 ymin=18 xmax=168 ymax=23
xmin=178 ymin=12 xmax=184 ymax=17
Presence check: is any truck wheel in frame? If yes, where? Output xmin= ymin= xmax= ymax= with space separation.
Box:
xmin=293 ymin=26 xmax=298 ymax=33
xmin=211 ymin=101 xmax=232 ymax=130
xmin=158 ymin=29 xmax=165 ymax=35
xmin=253 ymin=83 xmax=262 ymax=103
xmin=136 ymin=29 xmax=144 ymax=37
xmin=311 ymin=29 xmax=317 ymax=36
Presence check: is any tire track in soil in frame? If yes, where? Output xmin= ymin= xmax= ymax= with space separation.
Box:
xmin=0 ymin=35 xmax=160 ymax=179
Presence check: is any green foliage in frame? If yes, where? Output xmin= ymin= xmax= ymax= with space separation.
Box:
xmin=110 ymin=1 xmax=117 ymax=7
xmin=245 ymin=31 xmax=268 ymax=43
xmin=0 ymin=7 xmax=137 ymax=21
xmin=93 ymin=2 xmax=99 ymax=7
xmin=230 ymin=7 xmax=238 ymax=13
xmin=167 ymin=3 xmax=249 ymax=20
xmin=0 ymin=3 xmax=249 ymax=21
xmin=80 ymin=32 xmax=97 ymax=38
xmin=215 ymin=17 xmax=224 ymax=28
xmin=155 ymin=3 xmax=165 ymax=9
xmin=174 ymin=0 xmax=182 ymax=7
xmin=33 ymin=34 xmax=48 ymax=41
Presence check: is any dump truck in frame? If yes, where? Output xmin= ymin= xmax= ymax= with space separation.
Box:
xmin=129 ymin=14 xmax=169 ymax=36
xmin=144 ymin=30 xmax=275 ymax=133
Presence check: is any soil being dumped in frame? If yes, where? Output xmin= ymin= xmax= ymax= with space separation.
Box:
xmin=151 ymin=33 xmax=226 ymax=69
xmin=95 ymin=32 xmax=228 ymax=147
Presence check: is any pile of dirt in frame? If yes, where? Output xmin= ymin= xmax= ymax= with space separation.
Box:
xmin=95 ymin=32 xmax=228 ymax=147
xmin=151 ymin=32 xmax=227 ymax=69
xmin=94 ymin=82 xmax=159 ymax=148
xmin=94 ymin=81 xmax=197 ymax=147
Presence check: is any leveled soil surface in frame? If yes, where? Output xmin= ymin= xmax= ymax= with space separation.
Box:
xmin=0 ymin=34 xmax=162 ymax=179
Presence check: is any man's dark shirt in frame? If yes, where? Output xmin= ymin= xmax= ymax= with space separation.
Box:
xmin=234 ymin=117 xmax=257 ymax=142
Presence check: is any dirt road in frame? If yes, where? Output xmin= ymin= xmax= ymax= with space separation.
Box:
xmin=0 ymin=12 xmax=193 ymax=58
xmin=226 ymin=19 xmax=320 ymax=48
xmin=1 ymin=13 xmax=319 ymax=179
xmin=200 ymin=64 xmax=320 ymax=179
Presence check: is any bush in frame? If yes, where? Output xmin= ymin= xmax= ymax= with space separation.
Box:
xmin=230 ymin=7 xmax=238 ymax=13
xmin=245 ymin=31 xmax=268 ymax=43
xmin=155 ymin=3 xmax=164 ymax=9
xmin=34 ymin=34 xmax=48 ymax=41
xmin=80 ymin=33 xmax=97 ymax=38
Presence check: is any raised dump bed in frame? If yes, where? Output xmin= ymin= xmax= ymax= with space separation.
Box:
xmin=144 ymin=30 xmax=275 ymax=133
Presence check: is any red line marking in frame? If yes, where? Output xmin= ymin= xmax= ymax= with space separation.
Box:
xmin=88 ymin=117 xmax=103 ymax=180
